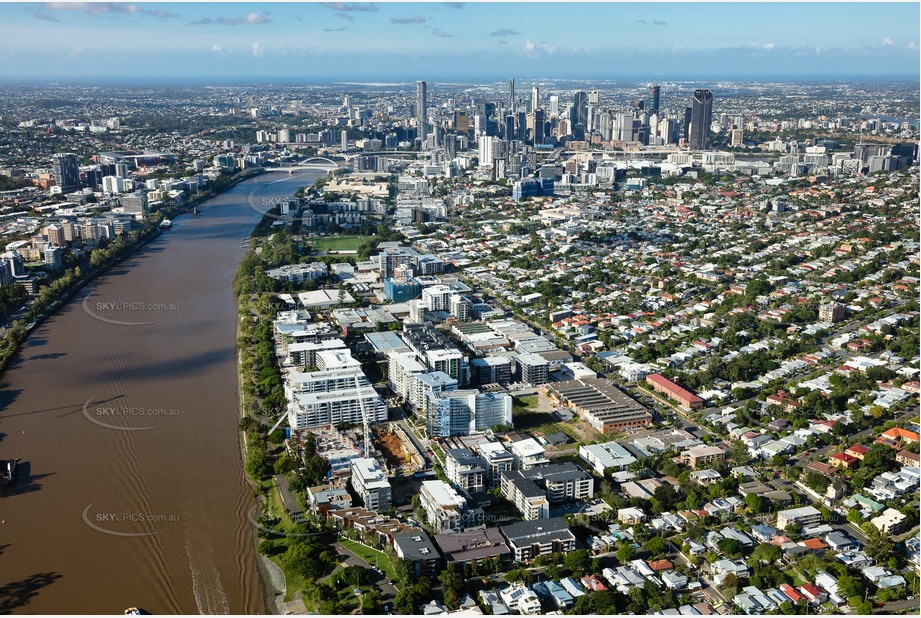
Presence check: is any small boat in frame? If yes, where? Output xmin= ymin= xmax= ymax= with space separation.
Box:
xmin=2 ymin=458 xmax=18 ymax=483
xmin=159 ymin=219 xmax=172 ymax=229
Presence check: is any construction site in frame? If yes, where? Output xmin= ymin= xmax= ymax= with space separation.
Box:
xmin=373 ymin=423 xmax=425 ymax=476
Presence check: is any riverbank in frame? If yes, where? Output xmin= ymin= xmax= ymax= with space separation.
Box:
xmin=0 ymin=168 xmax=262 ymax=379
xmin=234 ymin=173 xmax=335 ymax=614
xmin=0 ymin=222 xmax=161 ymax=376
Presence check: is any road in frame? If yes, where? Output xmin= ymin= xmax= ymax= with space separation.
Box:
xmin=334 ymin=541 xmax=399 ymax=607
xmin=876 ymin=598 xmax=919 ymax=614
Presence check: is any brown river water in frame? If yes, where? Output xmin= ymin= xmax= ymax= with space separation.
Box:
xmin=0 ymin=171 xmax=323 ymax=614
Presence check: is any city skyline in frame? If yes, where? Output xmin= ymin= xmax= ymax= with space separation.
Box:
xmin=0 ymin=2 xmax=919 ymax=80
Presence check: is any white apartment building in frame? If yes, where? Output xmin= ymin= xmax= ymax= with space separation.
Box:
xmin=420 ymin=480 xmax=468 ymax=533
xmin=350 ymin=458 xmax=392 ymax=512
xmin=478 ymin=441 xmax=514 ymax=488
xmin=509 ymin=438 xmax=549 ymax=471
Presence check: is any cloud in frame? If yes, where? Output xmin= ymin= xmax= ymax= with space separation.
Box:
xmin=636 ymin=19 xmax=647 ymax=24
xmin=747 ymin=42 xmax=775 ymax=50
xmin=42 ymin=2 xmax=176 ymax=20
xmin=26 ymin=6 xmax=60 ymax=22
xmin=490 ymin=28 xmax=519 ymax=37
xmin=653 ymin=20 xmax=667 ymax=26
xmin=441 ymin=2 xmax=465 ymax=8
xmin=211 ymin=44 xmax=226 ymax=55
xmin=391 ymin=15 xmax=426 ymax=24
xmin=907 ymin=42 xmax=917 ymax=50
xmin=190 ymin=13 xmax=271 ymax=26
xmin=324 ymin=27 xmax=348 ymax=32
xmin=882 ymin=36 xmax=895 ymax=47
xmin=522 ymin=40 xmax=557 ymax=57
xmin=68 ymin=45 xmax=84 ymax=58
xmin=334 ymin=13 xmax=354 ymax=22
xmin=432 ymin=29 xmax=452 ymax=38
xmin=319 ymin=3 xmax=377 ymax=12
xmin=251 ymin=42 xmax=265 ymax=58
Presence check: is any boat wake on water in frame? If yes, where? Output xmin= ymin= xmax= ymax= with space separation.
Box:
xmin=185 ymin=521 xmax=231 ymax=614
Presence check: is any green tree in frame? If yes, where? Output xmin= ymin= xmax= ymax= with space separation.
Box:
xmin=564 ymin=549 xmax=591 ymax=576
xmin=644 ymin=536 xmax=668 ymax=558
xmin=836 ymin=573 xmax=862 ymax=599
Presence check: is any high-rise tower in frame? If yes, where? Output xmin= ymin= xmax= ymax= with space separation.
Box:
xmin=689 ymin=89 xmax=713 ymax=150
xmin=648 ymin=84 xmax=661 ymax=116
xmin=52 ymin=153 xmax=80 ymax=193
xmin=416 ymin=80 xmax=428 ymax=143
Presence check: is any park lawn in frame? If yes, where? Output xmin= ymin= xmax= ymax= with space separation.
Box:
xmin=268 ymin=554 xmax=309 ymax=603
xmin=313 ymin=235 xmax=369 ymax=252
xmin=338 ymin=539 xmax=398 ymax=581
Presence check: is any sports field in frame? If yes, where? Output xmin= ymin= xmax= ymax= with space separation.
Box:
xmin=312 ymin=235 xmax=370 ymax=252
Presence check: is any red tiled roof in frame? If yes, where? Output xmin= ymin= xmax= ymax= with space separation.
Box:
xmin=646 ymin=374 xmax=703 ymax=404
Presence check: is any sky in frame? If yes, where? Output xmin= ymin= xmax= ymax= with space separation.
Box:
xmin=0 ymin=1 xmax=918 ymax=81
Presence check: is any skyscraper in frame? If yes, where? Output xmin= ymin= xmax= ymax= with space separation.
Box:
xmin=570 ymin=91 xmax=588 ymax=139
xmin=648 ymin=84 xmax=661 ymax=115
xmin=689 ymin=89 xmax=713 ymax=150
xmin=549 ymin=95 xmax=560 ymax=118
xmin=530 ymin=86 xmax=540 ymax=113
xmin=416 ymin=80 xmax=428 ymax=143
xmin=509 ymin=79 xmax=515 ymax=113
xmin=52 ymin=152 xmax=80 ymax=193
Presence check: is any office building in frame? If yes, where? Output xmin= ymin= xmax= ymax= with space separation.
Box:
xmin=648 ymin=84 xmax=661 ymax=115
xmin=570 ymin=91 xmax=588 ymax=138
xmin=52 ymin=153 xmax=80 ymax=193
xmin=689 ymin=89 xmax=713 ymax=150
xmin=509 ymin=78 xmax=515 ymax=113
xmin=416 ymin=80 xmax=428 ymax=143
xmin=350 ymin=458 xmax=392 ymax=512
xmin=119 ymin=192 xmax=148 ymax=216
xmin=531 ymin=86 xmax=540 ymax=113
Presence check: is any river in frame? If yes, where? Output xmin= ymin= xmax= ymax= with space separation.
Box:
xmin=0 ymin=170 xmax=323 ymax=614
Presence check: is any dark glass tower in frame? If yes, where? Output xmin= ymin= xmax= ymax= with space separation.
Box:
xmin=689 ymin=89 xmax=713 ymax=150
xmin=648 ymin=85 xmax=661 ymax=115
